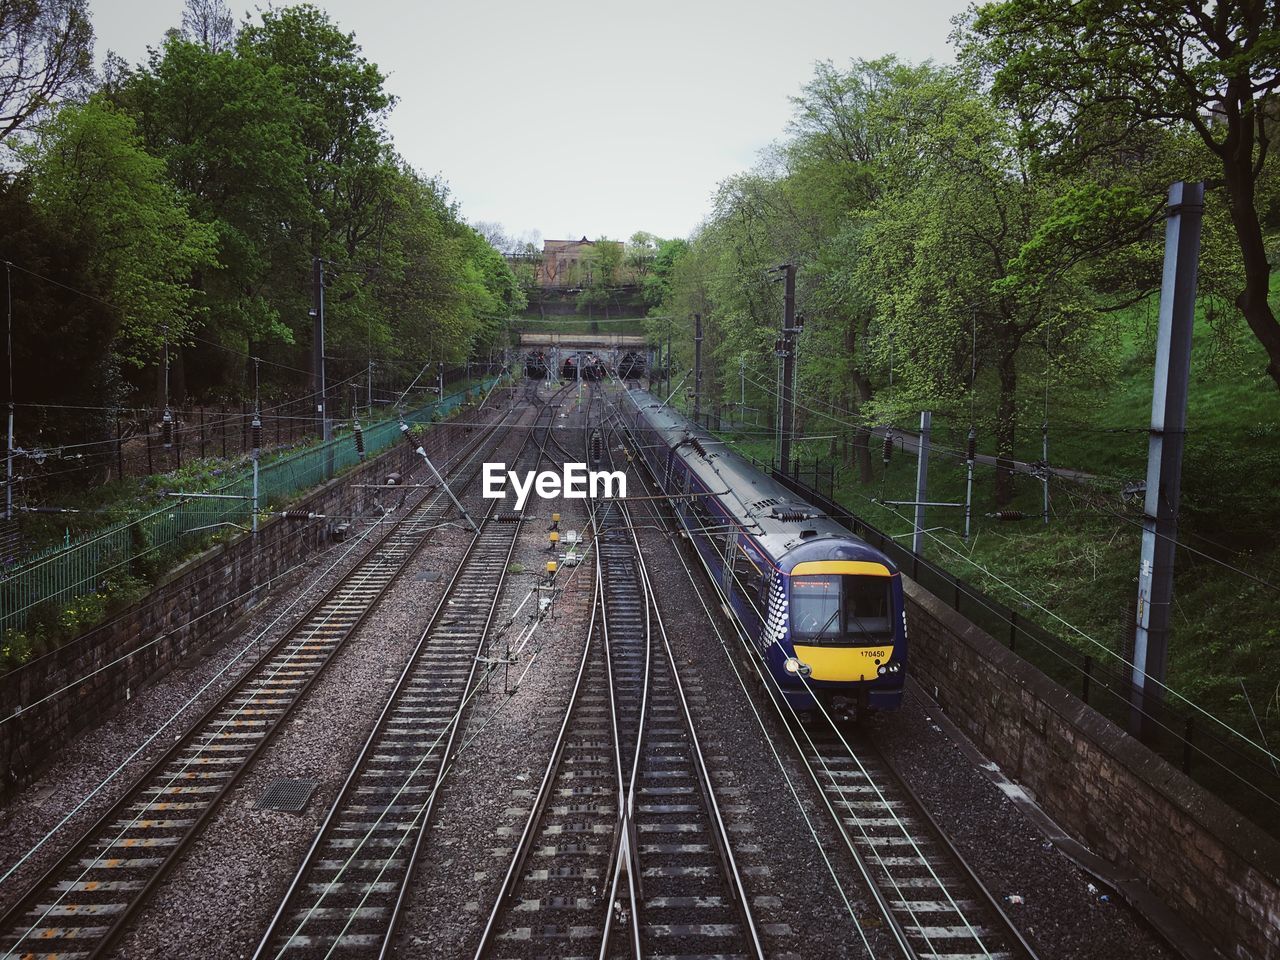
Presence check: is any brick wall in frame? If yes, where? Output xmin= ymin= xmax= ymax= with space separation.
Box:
xmin=905 ymin=580 xmax=1280 ymax=960
xmin=0 ymin=405 xmax=493 ymax=799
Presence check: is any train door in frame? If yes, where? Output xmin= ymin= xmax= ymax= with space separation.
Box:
xmin=720 ymin=529 xmax=736 ymax=593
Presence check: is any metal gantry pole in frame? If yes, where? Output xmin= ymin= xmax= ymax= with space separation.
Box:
xmin=777 ymin=264 xmax=797 ymax=472
xmin=913 ymin=411 xmax=932 ymax=556
xmin=252 ymin=358 xmax=261 ymax=536
xmin=964 ymin=426 xmax=975 ymax=541
xmin=5 ymin=405 xmax=12 ymax=522
xmin=692 ymin=312 xmax=703 ymax=424
xmin=1130 ymin=181 xmax=1204 ymax=739
xmin=5 ymin=261 xmax=11 ymax=521
xmin=311 ymin=257 xmax=328 ymax=443
xmin=1041 ymin=417 xmax=1050 ymax=525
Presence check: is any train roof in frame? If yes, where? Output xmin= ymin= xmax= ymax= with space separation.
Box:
xmin=622 ymin=388 xmax=895 ymax=575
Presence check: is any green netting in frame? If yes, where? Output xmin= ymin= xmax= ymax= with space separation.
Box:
xmin=0 ymin=377 xmax=503 ymax=636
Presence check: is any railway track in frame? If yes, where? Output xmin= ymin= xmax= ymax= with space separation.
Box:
xmin=600 ymin=382 xmax=1038 ymax=960
xmin=253 ymin=384 xmax=571 ymax=960
xmin=794 ymin=720 xmax=1037 ymax=960
xmin=0 ymin=393 xmax=517 ymax=960
xmin=474 ymin=390 xmax=761 ymax=960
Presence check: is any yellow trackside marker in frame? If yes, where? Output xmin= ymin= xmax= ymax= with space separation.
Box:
xmin=547 ymin=561 xmax=557 ymax=575
xmin=551 ymin=513 xmax=561 ymax=524
xmin=549 ymin=531 xmax=559 ymax=544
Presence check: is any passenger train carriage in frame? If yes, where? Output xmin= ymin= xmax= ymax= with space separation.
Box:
xmin=618 ymin=388 xmax=906 ymax=714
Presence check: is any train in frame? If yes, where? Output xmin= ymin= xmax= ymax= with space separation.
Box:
xmin=560 ymin=352 xmax=607 ymax=381
xmin=617 ymin=350 xmax=645 ymax=380
xmin=618 ymin=387 xmax=907 ymax=714
xmin=524 ymin=351 xmax=548 ymax=379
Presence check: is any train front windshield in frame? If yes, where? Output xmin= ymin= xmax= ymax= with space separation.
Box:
xmin=790 ymin=574 xmax=892 ymax=643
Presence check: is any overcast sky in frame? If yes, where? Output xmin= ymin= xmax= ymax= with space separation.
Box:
xmin=91 ymin=0 xmax=968 ymax=243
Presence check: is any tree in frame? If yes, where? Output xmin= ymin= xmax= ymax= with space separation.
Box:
xmin=116 ymin=34 xmax=310 ymax=395
xmin=962 ymin=0 xmax=1280 ymax=390
xmin=576 ymin=238 xmax=623 ymax=327
xmin=181 ymin=0 xmax=234 ymax=53
xmin=238 ymin=5 xmax=395 ymax=253
xmin=20 ymin=96 xmax=217 ymax=368
xmin=855 ymin=78 xmax=1117 ymax=503
xmin=0 ymin=0 xmax=93 ymax=144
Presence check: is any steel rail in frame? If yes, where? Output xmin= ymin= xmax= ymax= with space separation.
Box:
xmin=0 ymin=394 xmax=518 ymax=960
xmin=470 ymin=386 xmax=622 ymax=960
xmin=252 ymin=382 xmax=571 ymax=960
xmin=823 ymin=721 xmax=1040 ymax=960
xmin=603 ymin=387 xmax=1040 ymax=960
xmin=595 ymin=389 xmax=763 ymax=960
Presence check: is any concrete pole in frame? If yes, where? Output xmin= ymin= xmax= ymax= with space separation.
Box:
xmin=912 ymin=411 xmax=931 ymax=556
xmin=1130 ymin=181 xmax=1204 ymax=739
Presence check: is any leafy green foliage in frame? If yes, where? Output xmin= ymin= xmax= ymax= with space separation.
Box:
xmin=21 ymin=96 xmax=218 ymax=366
xmin=961 ymin=0 xmax=1280 ymax=388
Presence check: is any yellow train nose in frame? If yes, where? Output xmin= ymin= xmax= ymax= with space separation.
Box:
xmin=790 ymin=645 xmax=895 ymax=682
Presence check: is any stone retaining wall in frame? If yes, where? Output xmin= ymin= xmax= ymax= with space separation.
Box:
xmin=0 ymin=405 xmax=492 ymax=799
xmin=905 ymin=579 xmax=1280 ymax=960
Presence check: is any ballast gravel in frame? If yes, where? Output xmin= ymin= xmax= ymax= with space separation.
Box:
xmin=869 ymin=689 xmax=1177 ymax=960
xmin=394 ymin=397 xmax=598 ymax=958
xmin=0 ymin=399 xmax=512 ymax=938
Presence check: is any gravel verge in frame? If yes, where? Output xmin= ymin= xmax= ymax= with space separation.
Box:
xmin=869 ymin=686 xmax=1177 ymax=960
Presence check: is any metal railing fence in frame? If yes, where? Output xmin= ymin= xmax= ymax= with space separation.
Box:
xmin=0 ymin=376 xmax=502 ymax=638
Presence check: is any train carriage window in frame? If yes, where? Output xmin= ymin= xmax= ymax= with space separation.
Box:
xmin=688 ymin=492 xmax=712 ymax=533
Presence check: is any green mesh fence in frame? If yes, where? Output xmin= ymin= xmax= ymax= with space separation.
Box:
xmin=0 ymin=377 xmax=503 ymax=638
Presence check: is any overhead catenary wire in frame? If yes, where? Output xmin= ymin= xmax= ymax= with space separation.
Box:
xmin=858 ymin=489 xmax=1280 ymax=771
xmin=723 ymin=373 xmax=1278 ymax=591
xmin=598 ymin=405 xmax=886 ymax=955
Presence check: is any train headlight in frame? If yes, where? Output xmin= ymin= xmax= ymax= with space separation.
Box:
xmin=877 ymin=665 xmax=886 ymax=676
xmin=783 ymin=657 xmax=811 ymax=677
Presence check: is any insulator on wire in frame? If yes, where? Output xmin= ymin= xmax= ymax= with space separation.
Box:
xmin=881 ymin=433 xmax=893 ymax=465
xmin=967 ymin=427 xmax=977 ymax=462
xmin=282 ymin=509 xmax=314 ymax=520
xmin=989 ymin=510 xmax=1026 ymax=522
xmin=161 ymin=408 xmax=174 ymax=449
xmin=251 ymin=414 xmax=262 ymax=459
xmin=353 ymin=419 xmax=366 ymax=461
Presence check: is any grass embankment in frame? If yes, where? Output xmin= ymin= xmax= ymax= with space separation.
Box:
xmin=704 ymin=301 xmax=1280 ymax=826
